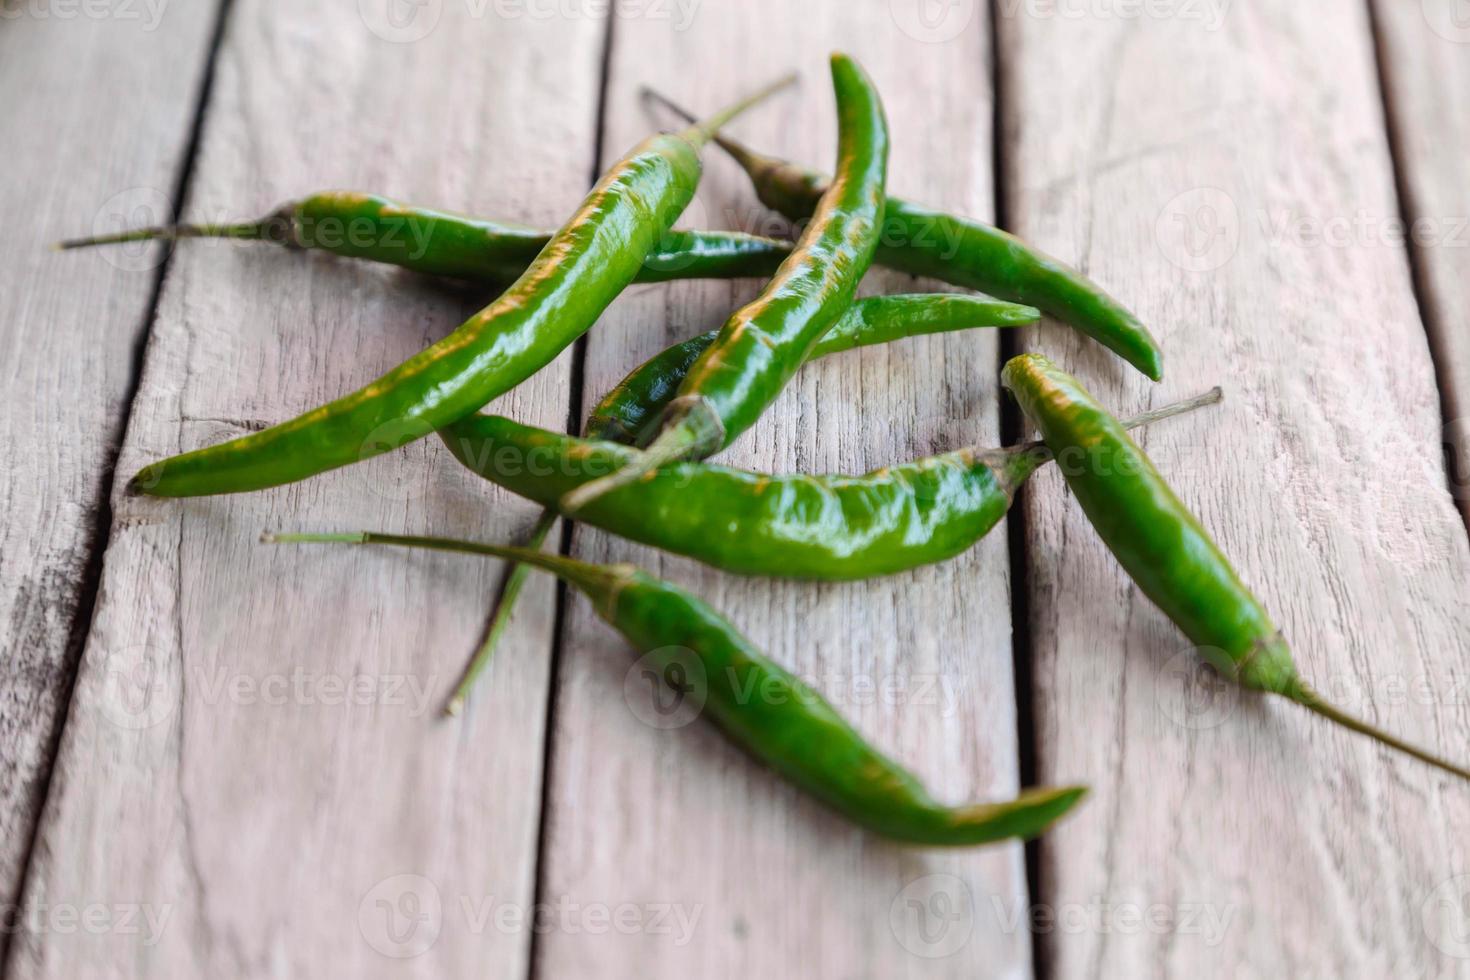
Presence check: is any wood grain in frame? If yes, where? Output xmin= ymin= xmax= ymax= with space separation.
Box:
xmin=534 ymin=4 xmax=1035 ymax=977
xmin=1372 ymin=0 xmax=1470 ymax=528
xmin=9 ymin=2 xmax=603 ymax=976
xmin=1000 ymin=2 xmax=1470 ymax=976
xmin=0 ymin=0 xmax=222 ymax=960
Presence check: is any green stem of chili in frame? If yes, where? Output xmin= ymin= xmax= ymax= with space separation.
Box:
xmin=265 ymin=529 xmax=1089 ymax=846
xmin=126 ymin=75 xmax=793 ymax=498
xmin=443 ymin=509 xmax=560 ymax=717
xmin=644 ymin=87 xmax=1164 ymax=381
xmin=1001 ymin=353 xmax=1470 ymax=782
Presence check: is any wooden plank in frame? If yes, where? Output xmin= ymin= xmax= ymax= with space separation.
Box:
xmin=9 ymin=4 xmax=604 ymax=977
xmin=1000 ymin=3 xmax=1470 ymax=977
xmin=536 ymin=4 xmax=1033 ymax=977
xmin=0 ymin=0 xmax=221 ymax=958
xmin=1372 ymin=0 xmax=1470 ymax=527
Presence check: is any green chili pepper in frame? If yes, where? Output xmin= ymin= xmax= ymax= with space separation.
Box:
xmin=644 ymin=88 xmax=1164 ymax=382
xmin=125 ymin=74 xmax=794 ymax=497
xmin=266 ymin=530 xmax=1088 ymax=846
xmin=1001 ymin=353 xmax=1470 ymax=780
xmin=559 ymin=53 xmax=890 ymax=513
xmin=58 ymin=192 xmax=793 ymax=285
xmin=443 ymin=388 xmax=1218 ymax=580
xmin=445 ymin=292 xmax=1039 ymax=714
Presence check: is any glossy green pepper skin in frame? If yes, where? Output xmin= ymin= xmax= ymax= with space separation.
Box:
xmin=645 ymin=91 xmax=1164 ymax=381
xmin=1001 ymin=353 xmax=1470 ymax=780
xmin=445 ymin=385 xmax=1218 ymax=581
xmin=447 ymin=415 xmax=1025 ymax=579
xmin=128 ymin=80 xmax=790 ymax=497
xmin=441 ymin=292 xmax=1038 ymax=711
xmin=271 ymin=531 xmax=1087 ymax=846
xmin=62 ymin=192 xmax=795 ymax=285
xmin=587 ymin=293 xmax=1038 ymax=445
xmin=560 ymin=53 xmax=890 ymax=511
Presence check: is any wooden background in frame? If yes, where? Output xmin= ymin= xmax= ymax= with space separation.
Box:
xmin=3 ymin=0 xmax=1469 ymax=976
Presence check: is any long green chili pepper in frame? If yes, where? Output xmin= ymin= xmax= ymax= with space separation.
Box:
xmin=560 ymin=53 xmax=890 ymax=513
xmin=443 ymin=389 xmax=1220 ymax=581
xmin=126 ymin=74 xmax=794 ymax=497
xmin=644 ymin=88 xmax=1164 ymax=382
xmin=266 ymin=530 xmax=1088 ymax=845
xmin=58 ymin=192 xmax=793 ymax=285
xmin=1001 ymin=353 xmax=1470 ymax=781
xmin=445 ymin=292 xmax=1039 ymax=714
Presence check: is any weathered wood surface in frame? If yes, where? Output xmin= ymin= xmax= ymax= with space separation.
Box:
xmin=537 ymin=4 xmax=1031 ymax=977
xmin=1001 ymin=2 xmax=1470 ymax=977
xmin=1373 ymin=0 xmax=1470 ymax=527
xmin=0 ymin=0 xmax=223 ymax=962
xmin=5 ymin=1 xmax=1470 ymax=978
xmin=9 ymin=2 xmax=602 ymax=976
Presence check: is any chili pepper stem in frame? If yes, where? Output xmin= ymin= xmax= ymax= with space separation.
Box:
xmin=678 ymin=73 xmax=797 ymax=148
xmin=644 ymin=87 xmax=767 ymax=171
xmin=54 ymin=214 xmax=288 ymax=251
xmin=559 ymin=420 xmax=706 ymax=514
xmin=993 ymin=386 xmax=1225 ymax=495
xmin=444 ymin=508 xmax=560 ymax=717
xmin=264 ymin=530 xmax=622 ymax=600
xmin=1284 ymin=680 xmax=1470 ymax=781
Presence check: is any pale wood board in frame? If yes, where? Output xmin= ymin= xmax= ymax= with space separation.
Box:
xmin=1373 ymin=0 xmax=1470 ymax=527
xmin=536 ymin=4 xmax=1034 ymax=978
xmin=999 ymin=2 xmax=1470 ymax=977
xmin=10 ymin=2 xmax=603 ymax=976
xmin=0 ymin=0 xmax=222 ymax=959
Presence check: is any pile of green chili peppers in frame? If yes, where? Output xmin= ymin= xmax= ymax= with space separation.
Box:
xmin=68 ymin=53 xmax=1469 ymax=851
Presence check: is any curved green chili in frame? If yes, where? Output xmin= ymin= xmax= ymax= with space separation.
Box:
xmin=127 ymin=75 xmax=794 ymax=497
xmin=267 ymin=530 xmax=1088 ymax=846
xmin=59 ymin=192 xmax=793 ymax=286
xmin=443 ymin=389 xmax=1219 ymax=581
xmin=644 ymin=88 xmax=1164 ymax=382
xmin=446 ymin=292 xmax=1039 ymax=714
xmin=1000 ymin=352 xmax=1470 ymax=780
xmin=559 ymin=53 xmax=890 ymax=513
